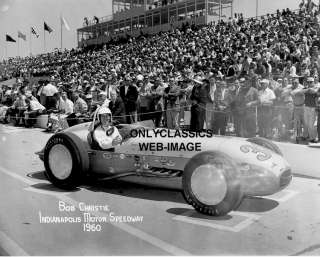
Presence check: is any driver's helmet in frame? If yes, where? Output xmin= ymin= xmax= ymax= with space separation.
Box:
xmin=97 ymin=106 xmax=112 ymax=122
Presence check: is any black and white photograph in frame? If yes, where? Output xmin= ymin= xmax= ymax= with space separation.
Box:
xmin=0 ymin=0 xmax=320 ymax=255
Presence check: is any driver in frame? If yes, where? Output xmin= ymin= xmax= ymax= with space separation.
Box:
xmin=93 ymin=106 xmax=122 ymax=149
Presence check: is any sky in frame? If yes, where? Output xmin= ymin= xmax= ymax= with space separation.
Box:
xmin=0 ymin=0 xmax=302 ymax=60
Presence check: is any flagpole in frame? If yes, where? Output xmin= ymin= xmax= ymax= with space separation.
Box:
xmin=5 ymin=41 xmax=7 ymax=60
xmin=60 ymin=14 xmax=63 ymax=50
xmin=44 ymin=22 xmax=46 ymax=53
xmin=17 ymin=37 xmax=20 ymax=57
xmin=29 ymin=28 xmax=32 ymax=56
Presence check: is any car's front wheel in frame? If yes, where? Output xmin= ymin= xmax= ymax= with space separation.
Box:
xmin=44 ymin=132 xmax=89 ymax=189
xmin=182 ymin=151 xmax=243 ymax=216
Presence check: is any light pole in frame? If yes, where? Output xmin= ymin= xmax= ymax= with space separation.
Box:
xmin=219 ymin=0 xmax=222 ymax=21
xmin=256 ymin=0 xmax=259 ymax=19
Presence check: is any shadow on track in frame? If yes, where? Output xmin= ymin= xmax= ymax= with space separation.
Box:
xmin=31 ymin=182 xmax=81 ymax=193
xmin=27 ymin=171 xmax=47 ymax=181
xmin=237 ymin=196 xmax=279 ymax=212
xmin=167 ymin=208 xmax=233 ymax=220
xmin=82 ymin=179 xmax=185 ymax=204
xmin=26 ymin=171 xmax=279 ymax=213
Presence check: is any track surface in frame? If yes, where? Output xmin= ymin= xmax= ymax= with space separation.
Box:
xmin=1 ymin=124 xmax=320 ymax=255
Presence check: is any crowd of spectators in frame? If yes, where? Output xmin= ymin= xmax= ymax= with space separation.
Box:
xmin=1 ymin=0 xmax=320 ymax=143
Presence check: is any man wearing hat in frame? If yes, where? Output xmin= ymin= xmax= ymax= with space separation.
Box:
xmin=257 ymin=79 xmax=276 ymax=138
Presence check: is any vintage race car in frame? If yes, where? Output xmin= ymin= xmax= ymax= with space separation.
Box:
xmin=36 ymin=121 xmax=292 ymax=216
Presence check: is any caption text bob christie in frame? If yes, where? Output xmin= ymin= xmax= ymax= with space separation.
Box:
xmin=38 ymin=201 xmax=144 ymax=224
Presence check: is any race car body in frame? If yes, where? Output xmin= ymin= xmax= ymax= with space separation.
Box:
xmin=36 ymin=121 xmax=292 ymax=216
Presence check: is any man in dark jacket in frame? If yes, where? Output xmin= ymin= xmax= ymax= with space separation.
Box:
xmin=109 ymin=90 xmax=126 ymax=124
xmin=119 ymin=79 xmax=138 ymax=124
xmin=190 ymin=78 xmax=210 ymax=132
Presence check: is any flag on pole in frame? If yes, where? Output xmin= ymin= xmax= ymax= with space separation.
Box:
xmin=31 ymin=27 xmax=39 ymax=38
xmin=18 ymin=31 xmax=26 ymax=41
xmin=6 ymin=34 xmax=16 ymax=42
xmin=44 ymin=22 xmax=53 ymax=33
xmin=61 ymin=16 xmax=70 ymax=31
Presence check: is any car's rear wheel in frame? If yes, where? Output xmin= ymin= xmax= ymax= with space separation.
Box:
xmin=182 ymin=151 xmax=243 ymax=216
xmin=247 ymin=137 xmax=283 ymax=156
xmin=44 ymin=132 xmax=89 ymax=189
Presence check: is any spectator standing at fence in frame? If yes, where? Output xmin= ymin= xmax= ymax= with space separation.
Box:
xmin=205 ymin=76 xmax=215 ymax=130
xmin=190 ymin=78 xmax=207 ymax=132
xmin=41 ymin=79 xmax=58 ymax=110
xmin=212 ymin=81 xmax=228 ymax=135
xmin=278 ymin=78 xmax=294 ymax=139
xmin=257 ymin=79 xmax=276 ymax=138
xmin=164 ymin=79 xmax=181 ymax=129
xmin=151 ymin=80 xmax=164 ymax=127
xmin=119 ymin=79 xmax=138 ymax=124
xmin=303 ymin=77 xmax=318 ymax=142
xmin=109 ymin=89 xmax=126 ymax=124
xmin=224 ymin=81 xmax=238 ymax=134
xmin=242 ymin=78 xmax=259 ymax=137
xmin=138 ymin=80 xmax=152 ymax=121
xmin=233 ymin=78 xmax=246 ymax=137
xmin=290 ymin=78 xmax=305 ymax=139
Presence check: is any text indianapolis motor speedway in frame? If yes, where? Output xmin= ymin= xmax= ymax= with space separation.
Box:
xmin=38 ymin=212 xmax=144 ymax=224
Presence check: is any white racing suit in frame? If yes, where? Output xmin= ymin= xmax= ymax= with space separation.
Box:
xmin=93 ymin=125 xmax=122 ymax=149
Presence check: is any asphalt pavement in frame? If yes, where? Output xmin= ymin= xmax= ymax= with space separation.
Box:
xmin=1 ymin=124 xmax=320 ymax=255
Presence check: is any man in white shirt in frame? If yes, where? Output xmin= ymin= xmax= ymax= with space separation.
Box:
xmin=58 ymin=91 xmax=74 ymax=115
xmin=258 ymin=79 xmax=276 ymax=138
xmin=41 ymin=80 xmax=58 ymax=110
xmin=24 ymin=92 xmax=46 ymax=127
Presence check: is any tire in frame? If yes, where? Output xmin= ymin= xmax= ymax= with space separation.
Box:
xmin=44 ymin=132 xmax=89 ymax=189
xmin=182 ymin=151 xmax=243 ymax=216
xmin=247 ymin=137 xmax=283 ymax=156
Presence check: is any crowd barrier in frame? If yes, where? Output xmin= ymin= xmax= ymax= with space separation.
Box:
xmin=2 ymin=104 xmax=318 ymax=142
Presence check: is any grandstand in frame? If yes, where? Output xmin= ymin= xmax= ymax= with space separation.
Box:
xmin=77 ymin=0 xmax=233 ymax=47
